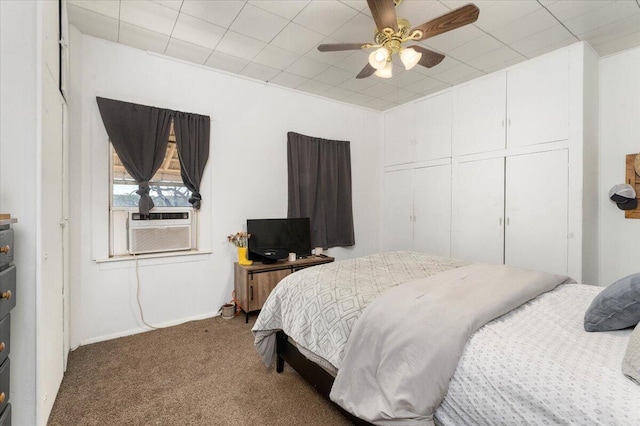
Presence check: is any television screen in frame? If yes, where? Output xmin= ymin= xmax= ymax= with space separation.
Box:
xmin=247 ymin=218 xmax=312 ymax=261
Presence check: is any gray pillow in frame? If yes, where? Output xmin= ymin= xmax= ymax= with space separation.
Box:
xmin=623 ymin=324 xmax=640 ymax=385
xmin=584 ymin=273 xmax=640 ymax=332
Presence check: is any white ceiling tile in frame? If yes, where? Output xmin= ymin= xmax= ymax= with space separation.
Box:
xmin=323 ymin=86 xmax=356 ymax=101
xmin=578 ymin=14 xmax=640 ymax=46
xmin=421 ymin=24 xmax=484 ymax=52
xmin=293 ymin=1 xmax=359 ymax=36
xmin=563 ymin=1 xmax=640 ymax=35
xmin=334 ymin=51 xmax=371 ymax=73
xmin=164 ymin=38 xmax=211 ymax=64
xmin=432 ymin=63 xmax=484 ymax=84
xmin=338 ymin=74 xmax=379 ymax=91
xmin=287 ymin=56 xmax=331 ymax=78
xmin=152 ymin=1 xmax=184 ymax=12
xmin=491 ymin=8 xmax=560 ymax=45
xmin=67 ymin=0 xmax=120 ymax=19
xmin=340 ymin=1 xmax=370 ymax=14
xmin=230 ymin=3 xmax=290 ymax=43
xmin=447 ymin=33 xmax=504 ymax=62
xmin=378 ymin=88 xmax=419 ymax=103
xmin=239 ymin=62 xmax=281 ymax=82
xmin=181 ymin=0 xmax=244 ymax=28
xmin=525 ymin=37 xmax=576 ymax=59
xmin=305 ymin=37 xmax=354 ymax=64
xmin=482 ymin=56 xmax=527 ymax=74
xmin=67 ymin=4 xmax=119 ymax=42
xmin=313 ymin=66 xmax=354 ymax=86
xmin=171 ymin=13 xmax=226 ymax=49
xmin=297 ymin=79 xmax=332 ymax=95
xmin=270 ymin=23 xmax=325 ymax=55
xmin=342 ymin=92 xmax=376 ymax=106
xmin=119 ymin=22 xmax=170 ymax=54
xmin=249 ymin=1 xmax=310 ymax=20
xmin=363 ymin=98 xmax=395 ymax=111
xmin=510 ymin=24 xmax=576 ymax=57
xmin=466 ymin=45 xmax=524 ymax=72
xmin=120 ymin=1 xmax=179 ymax=36
xmin=215 ymin=31 xmax=267 ymax=61
xmin=252 ymin=45 xmax=300 ymax=70
xmin=204 ymin=51 xmax=250 ymax=74
xmin=363 ymin=82 xmax=397 ymax=97
xmin=474 ymin=0 xmax=543 ymax=32
xmin=331 ymin=12 xmax=377 ymax=43
xmin=406 ymin=76 xmax=450 ymax=95
xmin=545 ymin=0 xmax=614 ymax=22
xmin=268 ymin=71 xmax=309 ymax=89
xmin=591 ymin=30 xmax=640 ymax=56
xmin=390 ymin=69 xmax=428 ymax=88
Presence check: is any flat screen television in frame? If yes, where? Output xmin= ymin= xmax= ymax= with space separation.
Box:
xmin=247 ymin=218 xmax=312 ymax=261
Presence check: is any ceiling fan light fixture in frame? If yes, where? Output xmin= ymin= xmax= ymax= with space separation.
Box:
xmin=400 ymin=47 xmax=422 ymax=70
xmin=368 ymin=47 xmax=389 ymax=70
xmin=374 ymin=61 xmax=393 ymax=78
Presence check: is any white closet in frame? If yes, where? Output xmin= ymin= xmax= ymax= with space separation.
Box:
xmin=382 ymin=42 xmax=599 ymax=283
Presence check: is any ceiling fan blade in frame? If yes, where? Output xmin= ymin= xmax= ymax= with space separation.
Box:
xmin=410 ymin=3 xmax=479 ymax=42
xmin=356 ymin=63 xmax=376 ymax=79
xmin=409 ymin=45 xmax=445 ymax=68
xmin=318 ymin=43 xmax=367 ymax=52
xmin=367 ymin=0 xmax=398 ymax=32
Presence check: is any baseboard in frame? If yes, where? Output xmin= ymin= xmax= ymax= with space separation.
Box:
xmin=78 ymin=311 xmax=219 ymax=346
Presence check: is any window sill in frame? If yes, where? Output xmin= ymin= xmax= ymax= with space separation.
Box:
xmin=94 ymin=249 xmax=211 ymax=266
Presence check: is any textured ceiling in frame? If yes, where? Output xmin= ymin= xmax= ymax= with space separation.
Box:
xmin=67 ymin=0 xmax=640 ymax=111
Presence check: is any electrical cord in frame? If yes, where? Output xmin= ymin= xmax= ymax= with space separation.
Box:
xmin=134 ymin=254 xmax=158 ymax=330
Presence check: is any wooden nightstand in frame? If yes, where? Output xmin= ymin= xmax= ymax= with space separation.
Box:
xmin=234 ymin=256 xmax=334 ymax=323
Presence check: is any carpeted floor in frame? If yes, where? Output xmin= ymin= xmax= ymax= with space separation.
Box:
xmin=48 ymin=316 xmax=350 ymax=426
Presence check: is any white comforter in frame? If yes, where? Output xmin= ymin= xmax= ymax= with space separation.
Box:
xmin=436 ymin=283 xmax=640 ymax=426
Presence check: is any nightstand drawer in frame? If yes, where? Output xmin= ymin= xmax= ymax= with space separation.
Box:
xmin=0 ymin=268 xmax=15 ymax=320
xmin=0 ymin=316 xmax=9 ymax=367
xmin=0 ymin=359 xmax=9 ymax=416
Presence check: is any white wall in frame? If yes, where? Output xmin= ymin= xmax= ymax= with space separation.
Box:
xmin=599 ymin=46 xmax=640 ymax=286
xmin=0 ymin=1 xmax=51 ymax=424
xmin=68 ymin=32 xmax=382 ymax=347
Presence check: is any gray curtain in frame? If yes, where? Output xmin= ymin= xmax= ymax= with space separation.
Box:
xmin=173 ymin=111 xmax=210 ymax=209
xmin=96 ymin=97 xmax=172 ymax=215
xmin=287 ymin=132 xmax=355 ymax=249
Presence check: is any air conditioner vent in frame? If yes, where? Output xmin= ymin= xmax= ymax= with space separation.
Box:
xmin=128 ymin=210 xmax=193 ymax=254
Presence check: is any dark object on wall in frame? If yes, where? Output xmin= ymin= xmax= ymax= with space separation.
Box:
xmin=96 ymin=97 xmax=171 ymax=215
xmin=287 ymin=132 xmax=355 ymax=249
xmin=609 ymin=183 xmax=638 ymax=210
xmin=247 ymin=218 xmax=311 ymax=262
xmin=96 ymin=97 xmax=211 ymax=214
xmin=173 ymin=112 xmax=210 ymax=209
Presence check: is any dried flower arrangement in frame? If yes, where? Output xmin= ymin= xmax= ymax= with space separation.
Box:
xmin=227 ymin=232 xmax=250 ymax=248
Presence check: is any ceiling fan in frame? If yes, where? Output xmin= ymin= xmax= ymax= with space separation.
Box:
xmin=318 ymin=0 xmax=479 ymax=79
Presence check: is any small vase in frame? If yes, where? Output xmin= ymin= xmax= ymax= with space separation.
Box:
xmin=237 ymin=247 xmax=253 ymax=265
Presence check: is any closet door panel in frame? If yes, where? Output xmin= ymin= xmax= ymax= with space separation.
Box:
xmin=505 ymin=150 xmax=568 ymax=275
xmin=451 ymin=158 xmax=505 ymax=264
xmin=507 ymin=49 xmax=569 ymax=147
xmin=384 ymin=103 xmax=415 ymax=166
xmin=413 ymin=165 xmax=451 ymax=257
xmin=453 ymin=73 xmax=506 ymax=156
xmin=383 ymin=169 xmax=414 ymax=251
xmin=415 ymin=92 xmax=452 ymax=162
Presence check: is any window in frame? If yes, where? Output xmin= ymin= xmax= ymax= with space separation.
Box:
xmin=111 ymin=120 xmax=191 ymax=208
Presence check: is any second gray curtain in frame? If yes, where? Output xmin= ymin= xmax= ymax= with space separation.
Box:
xmin=97 ymin=97 xmax=172 ymax=215
xmin=173 ymin=111 xmax=210 ymax=210
xmin=287 ymin=132 xmax=355 ymax=249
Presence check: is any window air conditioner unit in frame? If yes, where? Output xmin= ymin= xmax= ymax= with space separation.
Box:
xmin=128 ymin=211 xmax=192 ymax=254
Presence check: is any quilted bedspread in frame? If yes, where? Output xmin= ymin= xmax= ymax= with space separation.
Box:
xmin=252 ymin=251 xmax=469 ymax=369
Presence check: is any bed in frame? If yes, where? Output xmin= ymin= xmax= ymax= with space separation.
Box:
xmin=252 ymin=251 xmax=640 ymax=425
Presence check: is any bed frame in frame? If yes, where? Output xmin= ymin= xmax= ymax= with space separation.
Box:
xmin=275 ymin=331 xmax=373 ymax=425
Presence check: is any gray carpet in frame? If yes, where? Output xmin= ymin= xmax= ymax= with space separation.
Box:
xmin=48 ymin=316 xmax=350 ymax=425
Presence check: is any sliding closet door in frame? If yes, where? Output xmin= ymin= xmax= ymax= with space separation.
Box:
xmin=412 ymin=164 xmax=451 ymax=257
xmin=451 ymin=157 xmax=505 ymax=264
xmin=383 ymin=169 xmax=414 ymax=251
xmin=505 ymin=150 xmax=568 ymax=275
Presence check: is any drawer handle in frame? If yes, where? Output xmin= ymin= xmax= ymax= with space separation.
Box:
xmin=0 ymin=392 xmax=5 ymax=404
xmin=1 ymin=291 xmax=11 ymax=300
xmin=0 ymin=342 xmax=4 ymax=352
xmin=0 ymin=246 xmax=8 ymax=255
